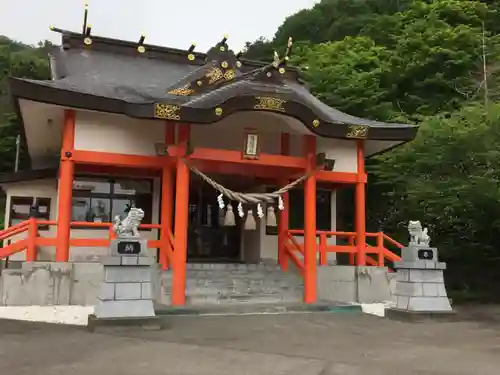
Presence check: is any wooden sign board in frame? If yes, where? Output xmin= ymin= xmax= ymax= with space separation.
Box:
xmin=243 ymin=130 xmax=260 ymax=159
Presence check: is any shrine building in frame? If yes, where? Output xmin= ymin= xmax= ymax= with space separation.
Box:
xmin=0 ymin=10 xmax=417 ymax=306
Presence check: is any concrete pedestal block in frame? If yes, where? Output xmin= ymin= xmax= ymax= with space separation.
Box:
xmin=390 ymin=244 xmax=453 ymax=317
xmin=94 ymin=299 xmax=155 ymax=318
xmin=93 ymin=237 xmax=156 ymax=319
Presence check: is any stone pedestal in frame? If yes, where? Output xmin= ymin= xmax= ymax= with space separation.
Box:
xmin=391 ymin=245 xmax=452 ymax=314
xmin=93 ymin=237 xmax=156 ymax=319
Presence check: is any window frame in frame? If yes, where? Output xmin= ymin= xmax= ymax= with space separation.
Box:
xmin=9 ymin=196 xmax=51 ymax=230
xmin=71 ymin=175 xmax=153 ymax=229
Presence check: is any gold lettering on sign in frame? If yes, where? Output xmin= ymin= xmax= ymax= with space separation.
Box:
xmin=154 ymin=103 xmax=181 ymax=120
xmin=254 ymin=97 xmax=287 ymax=112
xmin=346 ymin=125 xmax=369 ymax=139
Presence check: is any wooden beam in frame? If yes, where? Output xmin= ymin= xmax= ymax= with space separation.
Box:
xmin=168 ymin=146 xmax=306 ymax=169
xmin=71 ymin=149 xmax=169 ymax=169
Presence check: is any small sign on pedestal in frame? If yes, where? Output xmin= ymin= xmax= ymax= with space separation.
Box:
xmin=117 ymin=241 xmax=142 ymax=255
xmin=88 ymin=207 xmax=164 ymax=331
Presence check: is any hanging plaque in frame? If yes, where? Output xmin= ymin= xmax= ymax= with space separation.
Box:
xmin=243 ymin=130 xmax=260 ymax=159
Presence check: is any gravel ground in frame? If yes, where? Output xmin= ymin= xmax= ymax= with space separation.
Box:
xmin=1 ymin=306 xmax=500 ymax=374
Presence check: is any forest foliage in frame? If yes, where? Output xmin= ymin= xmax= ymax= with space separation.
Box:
xmin=1 ymin=0 xmax=500 ymax=297
xmin=244 ymin=0 xmax=500 ymax=297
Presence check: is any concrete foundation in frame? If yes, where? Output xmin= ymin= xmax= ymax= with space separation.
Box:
xmin=317 ymin=265 xmax=396 ymax=304
xmin=94 ymin=248 xmax=156 ymax=318
xmin=391 ymin=245 xmax=453 ymax=314
xmin=0 ymin=262 xmax=395 ymax=307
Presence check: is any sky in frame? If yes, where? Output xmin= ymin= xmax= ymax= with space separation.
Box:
xmin=0 ymin=0 xmax=319 ymax=52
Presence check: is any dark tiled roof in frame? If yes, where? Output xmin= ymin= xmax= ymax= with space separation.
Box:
xmin=0 ymin=168 xmax=58 ymax=184
xmin=9 ymin=30 xmax=418 ymax=141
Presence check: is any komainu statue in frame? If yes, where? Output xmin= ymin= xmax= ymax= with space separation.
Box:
xmin=408 ymin=220 xmax=431 ymax=246
xmin=113 ymin=207 xmax=145 ymax=237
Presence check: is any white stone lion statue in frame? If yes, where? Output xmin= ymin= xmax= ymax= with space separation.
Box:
xmin=113 ymin=207 xmax=145 ymax=237
xmin=408 ymin=220 xmax=431 ymax=246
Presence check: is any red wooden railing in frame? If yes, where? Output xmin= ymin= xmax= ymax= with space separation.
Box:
xmin=284 ymin=229 xmax=403 ymax=274
xmin=0 ymin=219 xmax=172 ymax=263
xmin=0 ymin=220 xmax=401 ymax=274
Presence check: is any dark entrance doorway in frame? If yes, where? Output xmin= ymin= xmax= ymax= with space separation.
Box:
xmin=187 ymin=177 xmax=242 ymax=262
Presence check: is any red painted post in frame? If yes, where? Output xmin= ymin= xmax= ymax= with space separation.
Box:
xmin=278 ymin=132 xmax=290 ymax=271
xmin=355 ymin=140 xmax=366 ymax=266
xmin=319 ymin=233 xmax=327 ymax=266
xmin=348 ymin=236 xmax=355 ymax=265
xmin=26 ymin=218 xmax=37 ymax=261
xmin=303 ymin=135 xmax=317 ymax=304
xmin=377 ymin=232 xmax=385 ymax=267
xmin=172 ymin=124 xmax=191 ymax=306
xmin=160 ymin=122 xmax=175 ymax=270
xmin=56 ymin=110 xmax=75 ymax=262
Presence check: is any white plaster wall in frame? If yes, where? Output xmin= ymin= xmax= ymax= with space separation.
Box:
xmin=74 ymin=111 xmax=165 ymax=156
xmin=73 ymin=110 xmax=358 ymax=173
xmin=1 ymin=177 xmax=161 ymax=262
xmin=317 ymin=138 xmax=357 ymax=173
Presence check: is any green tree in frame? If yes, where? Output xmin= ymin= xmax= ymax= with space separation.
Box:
xmin=0 ymin=36 xmax=50 ymax=173
xmin=368 ymin=104 xmax=500 ymax=297
xmin=290 ymin=37 xmax=395 ymax=119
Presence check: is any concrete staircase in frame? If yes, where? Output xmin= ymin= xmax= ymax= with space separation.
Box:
xmin=154 ymin=263 xmax=304 ymax=307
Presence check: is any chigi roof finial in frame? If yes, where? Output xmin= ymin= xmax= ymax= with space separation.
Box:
xmin=187 ymin=43 xmax=196 ymax=61
xmin=82 ymin=2 xmax=89 ymax=35
xmin=137 ymin=34 xmax=146 ymax=53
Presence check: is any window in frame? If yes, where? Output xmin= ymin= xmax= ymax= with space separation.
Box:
xmin=71 ymin=177 xmax=153 ymax=226
xmin=266 ymin=188 xmax=332 ymax=235
xmin=9 ymin=196 xmax=51 ymax=229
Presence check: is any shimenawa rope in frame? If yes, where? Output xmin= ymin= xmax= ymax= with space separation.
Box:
xmin=184 ymin=160 xmax=311 ymax=204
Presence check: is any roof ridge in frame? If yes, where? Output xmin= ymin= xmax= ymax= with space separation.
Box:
xmin=52 ymin=28 xmax=277 ymax=70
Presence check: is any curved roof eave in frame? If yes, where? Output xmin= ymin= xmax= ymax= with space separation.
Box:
xmin=10 ymin=77 xmax=418 ymax=142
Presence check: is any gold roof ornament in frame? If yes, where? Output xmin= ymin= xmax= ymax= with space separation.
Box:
xmin=83 ymin=23 xmax=92 ymax=45
xmin=187 ymin=43 xmax=196 ymax=61
xmin=219 ymin=35 xmax=229 ymax=52
xmin=137 ymin=34 xmax=146 ymax=53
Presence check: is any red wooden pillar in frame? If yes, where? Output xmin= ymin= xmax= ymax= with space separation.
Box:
xmin=56 ymin=110 xmax=75 ymax=262
xmin=355 ymin=140 xmax=366 ymax=266
xmin=160 ymin=122 xmax=175 ymax=270
xmin=278 ymin=133 xmax=290 ymax=271
xmin=171 ymin=124 xmax=191 ymax=305
xmin=303 ymin=135 xmax=317 ymax=304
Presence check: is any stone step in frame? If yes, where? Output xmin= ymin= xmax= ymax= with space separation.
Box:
xmin=157 ymin=263 xmax=305 ymax=307
xmin=155 ymin=301 xmax=362 ymax=316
